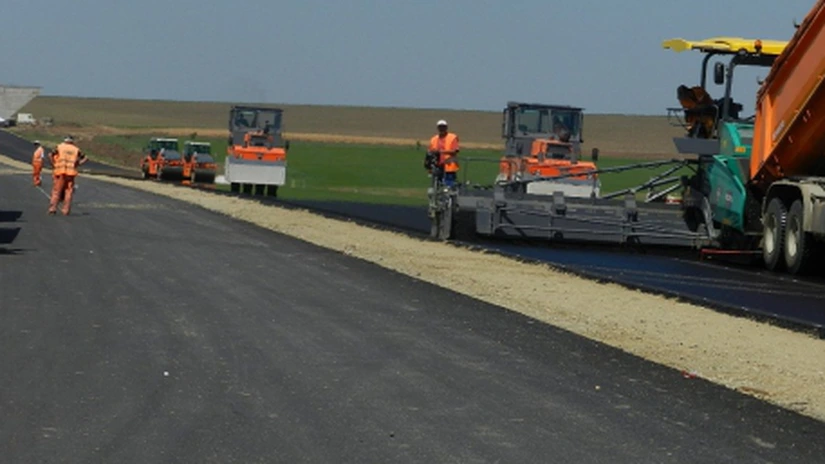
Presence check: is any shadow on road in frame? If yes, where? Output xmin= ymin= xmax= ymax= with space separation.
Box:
xmin=0 ymin=210 xmax=23 ymax=223
xmin=0 ymin=226 xmax=22 ymax=245
xmin=0 ymin=210 xmax=23 ymax=252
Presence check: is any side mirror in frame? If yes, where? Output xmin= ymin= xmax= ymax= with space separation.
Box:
xmin=591 ymin=147 xmax=599 ymax=162
xmin=284 ymin=140 xmax=290 ymax=151
xmin=714 ymin=62 xmax=725 ymax=85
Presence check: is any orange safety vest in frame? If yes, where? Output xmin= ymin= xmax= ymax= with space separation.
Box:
xmin=53 ymin=142 xmax=81 ymax=176
xmin=429 ymin=133 xmax=460 ymax=172
xmin=32 ymin=146 xmax=44 ymax=165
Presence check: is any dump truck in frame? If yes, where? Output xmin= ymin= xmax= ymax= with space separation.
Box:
xmin=224 ymin=106 xmax=288 ymax=197
xmin=181 ymin=141 xmax=217 ymax=184
xmin=141 ymin=137 xmax=183 ymax=180
xmin=663 ymin=0 xmax=825 ymax=274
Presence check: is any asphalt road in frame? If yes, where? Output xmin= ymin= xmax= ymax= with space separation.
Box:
xmin=275 ymin=199 xmax=825 ymax=332
xmin=2 ymin=159 xmax=825 ymax=462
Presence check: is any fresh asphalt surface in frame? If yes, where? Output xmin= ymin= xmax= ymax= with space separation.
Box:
xmin=272 ymin=199 xmax=825 ymax=331
xmin=3 ymin=150 xmax=825 ymax=462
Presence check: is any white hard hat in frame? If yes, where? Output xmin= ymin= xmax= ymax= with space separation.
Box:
xmin=63 ymin=135 xmax=74 ymax=142
xmin=437 ymin=119 xmax=448 ymax=127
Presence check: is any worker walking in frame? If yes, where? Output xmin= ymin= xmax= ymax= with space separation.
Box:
xmin=427 ymin=120 xmax=460 ymax=187
xmin=48 ymin=136 xmax=87 ymax=216
xmin=31 ymin=140 xmax=45 ymax=186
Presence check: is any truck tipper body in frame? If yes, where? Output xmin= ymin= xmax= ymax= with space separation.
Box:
xmin=748 ymin=0 xmax=825 ymax=273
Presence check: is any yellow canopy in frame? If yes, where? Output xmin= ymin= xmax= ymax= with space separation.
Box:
xmin=662 ymin=37 xmax=787 ymax=56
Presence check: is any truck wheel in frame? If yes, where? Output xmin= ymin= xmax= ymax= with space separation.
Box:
xmin=230 ymin=182 xmax=240 ymax=193
xmin=762 ymin=197 xmax=787 ymax=271
xmin=784 ymin=199 xmax=812 ymax=275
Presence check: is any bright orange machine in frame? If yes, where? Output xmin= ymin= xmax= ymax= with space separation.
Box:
xmin=224 ymin=106 xmax=289 ymax=197
xmin=496 ymin=102 xmax=600 ymax=197
xmin=750 ymin=1 xmax=825 ymax=189
xmin=181 ymin=141 xmax=217 ymax=184
xmin=141 ymin=137 xmax=182 ymax=180
xmin=499 ymin=138 xmax=597 ymax=182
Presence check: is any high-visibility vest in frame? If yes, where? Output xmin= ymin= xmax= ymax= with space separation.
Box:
xmin=32 ymin=146 xmax=44 ymax=164
xmin=429 ymin=133 xmax=460 ymax=172
xmin=53 ymin=142 xmax=80 ymax=176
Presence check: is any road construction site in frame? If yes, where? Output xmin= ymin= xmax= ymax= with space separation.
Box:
xmin=4 ymin=3 xmax=825 ymax=460
xmin=3 ymin=101 xmax=825 ymax=462
xmin=4 ymin=143 xmax=825 ymax=462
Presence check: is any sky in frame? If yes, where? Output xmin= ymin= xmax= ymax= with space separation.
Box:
xmin=0 ymin=0 xmax=816 ymax=115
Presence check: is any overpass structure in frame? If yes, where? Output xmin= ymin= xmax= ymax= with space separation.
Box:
xmin=0 ymin=85 xmax=40 ymax=122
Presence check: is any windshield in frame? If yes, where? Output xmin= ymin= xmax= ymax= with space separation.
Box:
xmin=515 ymin=107 xmax=581 ymax=139
xmin=188 ymin=144 xmax=211 ymax=155
xmin=233 ymin=109 xmax=282 ymax=132
xmin=156 ymin=140 xmax=178 ymax=150
xmin=195 ymin=154 xmax=215 ymax=163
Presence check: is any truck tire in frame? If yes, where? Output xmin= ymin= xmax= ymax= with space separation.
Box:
xmin=762 ymin=197 xmax=787 ymax=271
xmin=784 ymin=199 xmax=813 ymax=275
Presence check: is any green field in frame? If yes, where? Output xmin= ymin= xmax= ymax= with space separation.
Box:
xmin=10 ymin=96 xmax=694 ymax=206
xmin=14 ymin=129 xmax=687 ymax=206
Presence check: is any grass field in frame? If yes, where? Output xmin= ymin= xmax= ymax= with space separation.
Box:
xmin=10 ymin=96 xmax=694 ymax=206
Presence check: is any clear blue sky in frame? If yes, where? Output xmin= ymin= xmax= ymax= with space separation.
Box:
xmin=0 ymin=0 xmax=815 ymax=114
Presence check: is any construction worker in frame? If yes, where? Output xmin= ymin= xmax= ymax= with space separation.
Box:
xmin=677 ymin=84 xmax=716 ymax=138
xmin=48 ymin=136 xmax=87 ymax=216
xmin=427 ymin=120 xmax=460 ymax=187
xmin=31 ymin=140 xmax=45 ymax=186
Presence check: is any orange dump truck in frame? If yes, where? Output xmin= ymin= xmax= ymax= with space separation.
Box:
xmin=749 ymin=0 xmax=825 ymax=273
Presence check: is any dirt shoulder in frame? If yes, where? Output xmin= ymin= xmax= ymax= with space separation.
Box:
xmin=2 ymin=153 xmax=822 ymax=422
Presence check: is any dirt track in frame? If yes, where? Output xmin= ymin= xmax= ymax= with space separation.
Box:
xmin=2 ymin=154 xmax=823 ymax=423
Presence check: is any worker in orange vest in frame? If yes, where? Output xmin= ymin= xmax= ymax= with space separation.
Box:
xmin=48 ymin=136 xmax=87 ymax=216
xmin=31 ymin=140 xmax=45 ymax=186
xmin=427 ymin=120 xmax=460 ymax=187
